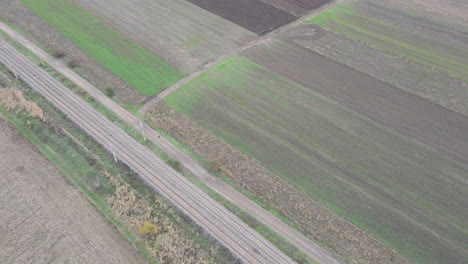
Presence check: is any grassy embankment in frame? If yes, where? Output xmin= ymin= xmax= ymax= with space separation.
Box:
xmin=21 ymin=0 xmax=182 ymax=96
xmin=308 ymin=2 xmax=468 ymax=81
xmin=164 ymin=55 xmax=468 ymax=264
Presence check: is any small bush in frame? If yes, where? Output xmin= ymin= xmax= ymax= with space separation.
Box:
xmin=104 ymin=87 xmax=115 ymax=98
xmin=206 ymin=159 xmax=223 ymax=173
xmin=138 ymin=221 xmax=158 ymax=236
xmin=67 ymin=59 xmax=80 ymax=68
xmin=77 ymin=90 xmax=88 ymax=97
xmin=167 ymin=159 xmax=182 ymax=172
xmin=53 ymin=50 xmax=65 ymax=58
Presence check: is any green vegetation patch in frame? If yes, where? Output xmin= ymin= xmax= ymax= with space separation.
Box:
xmin=21 ymin=0 xmax=182 ymax=96
xmin=164 ymin=55 xmax=468 ymax=264
xmin=308 ymin=1 xmax=468 ymax=81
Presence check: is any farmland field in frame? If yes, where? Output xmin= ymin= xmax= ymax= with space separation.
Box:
xmin=185 ymin=0 xmax=331 ymax=35
xmin=284 ymin=23 xmax=468 ymax=116
xmin=0 ymin=117 xmax=145 ymax=264
xmin=21 ymin=0 xmax=183 ymax=96
xmin=73 ymin=0 xmax=256 ymax=74
xmin=163 ymin=55 xmax=468 ymax=264
xmin=308 ymin=0 xmax=468 ymax=81
xmin=243 ymin=40 xmax=468 ymax=164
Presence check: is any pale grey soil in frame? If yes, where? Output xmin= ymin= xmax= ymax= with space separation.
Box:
xmin=0 ymin=117 xmax=146 ymax=264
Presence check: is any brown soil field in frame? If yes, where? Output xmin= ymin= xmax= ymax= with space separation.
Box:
xmin=73 ymin=0 xmax=256 ymax=74
xmin=148 ymin=102 xmax=411 ymax=264
xmin=0 ymin=117 xmax=145 ymax=264
xmin=285 ymin=24 xmax=468 ymax=116
xmin=258 ymin=0 xmax=331 ymax=16
xmin=185 ymin=0 xmax=297 ymax=35
xmin=0 ymin=0 xmax=145 ymax=104
xmin=243 ymin=40 xmax=468 ymax=165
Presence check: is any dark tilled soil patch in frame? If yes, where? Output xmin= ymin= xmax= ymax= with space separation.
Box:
xmin=0 ymin=0 xmax=146 ymax=104
xmin=243 ymin=40 xmax=468 ymax=165
xmin=147 ymin=101 xmax=411 ymax=264
xmin=185 ymin=0 xmax=297 ymax=35
xmin=279 ymin=0 xmax=330 ymax=10
xmin=257 ymin=0 xmax=331 ymax=16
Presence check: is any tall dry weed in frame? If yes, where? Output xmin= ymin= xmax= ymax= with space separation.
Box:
xmin=0 ymin=88 xmax=46 ymax=121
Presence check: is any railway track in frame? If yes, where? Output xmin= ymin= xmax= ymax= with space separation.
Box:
xmin=0 ymin=38 xmax=296 ymax=264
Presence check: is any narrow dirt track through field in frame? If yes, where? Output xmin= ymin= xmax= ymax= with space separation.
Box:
xmin=0 ymin=18 xmax=342 ymax=263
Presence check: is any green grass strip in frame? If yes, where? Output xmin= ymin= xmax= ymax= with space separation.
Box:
xmin=21 ymin=0 xmax=182 ymax=96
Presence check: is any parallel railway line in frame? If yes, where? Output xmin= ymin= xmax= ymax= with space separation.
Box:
xmin=0 ymin=38 xmax=296 ymax=264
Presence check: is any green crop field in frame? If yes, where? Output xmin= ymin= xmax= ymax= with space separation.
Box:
xmin=21 ymin=0 xmax=182 ymax=96
xmin=164 ymin=55 xmax=468 ymax=264
xmin=309 ymin=0 xmax=468 ymax=81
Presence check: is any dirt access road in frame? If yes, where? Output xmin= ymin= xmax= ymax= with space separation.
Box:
xmin=0 ymin=2 xmax=343 ymax=260
xmin=0 ymin=117 xmax=145 ymax=264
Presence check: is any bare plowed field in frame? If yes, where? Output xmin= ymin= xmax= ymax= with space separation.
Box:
xmin=0 ymin=117 xmax=144 ymax=264
xmin=185 ymin=0 xmax=295 ymax=35
xmin=162 ymin=55 xmax=468 ymax=264
xmin=257 ymin=0 xmax=331 ymax=16
xmin=184 ymin=0 xmax=332 ymax=34
xmin=74 ymin=0 xmax=255 ymax=74
xmin=244 ymin=40 xmax=468 ymax=165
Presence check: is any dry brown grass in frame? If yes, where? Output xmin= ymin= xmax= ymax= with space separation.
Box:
xmin=0 ymin=88 xmax=46 ymax=121
xmin=102 ymin=170 xmax=221 ymax=264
